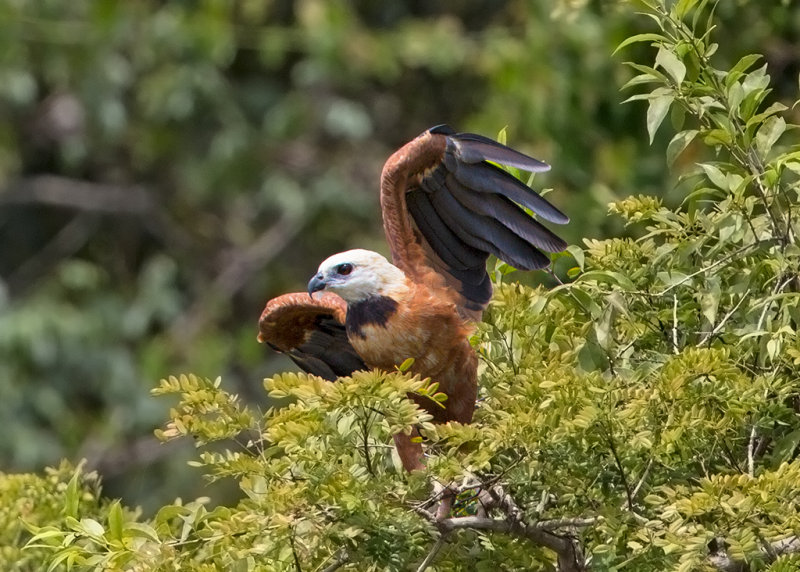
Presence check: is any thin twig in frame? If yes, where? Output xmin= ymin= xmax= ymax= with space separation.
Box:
xmin=170 ymin=211 xmax=305 ymax=344
xmin=321 ymin=548 xmax=349 ymax=572
xmin=671 ymin=294 xmax=680 ymax=355
xmin=629 ymin=459 xmax=653 ymax=502
xmin=656 ymin=245 xmax=755 ymax=296
xmin=756 ymin=275 xmax=795 ymax=331
xmin=747 ymin=425 xmax=757 ymax=478
xmin=360 ymin=410 xmax=375 ymax=477
xmin=7 ymin=213 xmax=97 ymax=292
xmin=534 ymin=517 xmax=601 ymax=531
xmin=289 ymin=527 xmax=303 ymax=572
xmin=604 ymin=424 xmax=634 ymax=511
xmin=696 ymin=290 xmax=751 ymax=347
xmin=415 ymin=534 xmax=449 ymax=572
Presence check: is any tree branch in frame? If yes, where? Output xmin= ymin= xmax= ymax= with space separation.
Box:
xmin=415 ymin=485 xmax=589 ymax=572
xmin=6 ymin=213 xmax=97 ymax=292
xmin=671 ymin=293 xmax=680 ymax=355
xmin=415 ymin=534 xmax=449 ymax=572
xmin=169 ymin=211 xmax=305 ymax=343
xmin=604 ymin=424 xmax=634 ymax=511
xmin=320 ymin=548 xmax=349 ymax=572
xmin=709 ymin=535 xmax=800 ymax=571
xmin=696 ymin=290 xmax=751 ymax=347
xmin=1 ymin=175 xmax=154 ymax=214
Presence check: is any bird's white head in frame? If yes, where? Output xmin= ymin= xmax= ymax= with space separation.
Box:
xmin=308 ymin=249 xmax=409 ymax=304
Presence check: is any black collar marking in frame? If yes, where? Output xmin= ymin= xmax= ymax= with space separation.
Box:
xmin=346 ymin=296 xmax=399 ymax=339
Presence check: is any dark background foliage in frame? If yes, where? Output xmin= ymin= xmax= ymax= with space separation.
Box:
xmin=0 ymin=0 xmax=797 ymax=513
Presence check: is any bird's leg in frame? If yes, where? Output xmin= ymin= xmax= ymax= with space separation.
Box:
xmin=393 ymin=429 xmax=425 ymax=471
xmin=431 ymin=480 xmax=455 ymax=520
xmin=393 ymin=430 xmax=456 ymax=519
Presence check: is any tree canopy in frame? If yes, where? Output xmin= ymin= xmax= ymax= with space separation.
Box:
xmin=3 ymin=0 xmax=800 ymax=570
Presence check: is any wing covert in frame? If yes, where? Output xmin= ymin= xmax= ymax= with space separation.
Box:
xmin=258 ymin=292 xmax=365 ymax=381
xmin=380 ymin=125 xmax=569 ymax=316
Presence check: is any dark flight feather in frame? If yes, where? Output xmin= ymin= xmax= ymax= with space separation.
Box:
xmin=445 ymin=174 xmax=568 ymax=253
xmin=406 ymin=189 xmax=486 ymax=270
xmin=442 ymin=152 xmax=569 ymax=225
xmin=427 ymin=185 xmax=551 ymax=270
xmin=259 ymin=293 xmax=365 ymax=381
xmin=449 ymin=133 xmax=551 ymax=172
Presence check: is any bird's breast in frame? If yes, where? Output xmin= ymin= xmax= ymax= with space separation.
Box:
xmin=346 ymin=295 xmax=464 ymax=374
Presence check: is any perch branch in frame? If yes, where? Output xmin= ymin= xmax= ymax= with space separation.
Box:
xmin=709 ymin=535 xmax=800 ymax=571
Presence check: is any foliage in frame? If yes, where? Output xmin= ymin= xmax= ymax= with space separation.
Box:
xmin=0 ymin=462 xmax=109 ymax=571
xmin=0 ymin=0 xmax=648 ymax=508
xmin=2 ymin=0 xmax=798 ymax=511
xmin=6 ymin=0 xmax=800 ymax=570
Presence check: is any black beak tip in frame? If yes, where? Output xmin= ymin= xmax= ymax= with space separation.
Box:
xmin=307 ymin=273 xmax=326 ymax=298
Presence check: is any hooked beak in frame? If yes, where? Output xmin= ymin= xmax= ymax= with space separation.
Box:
xmin=307 ymin=273 xmax=326 ymax=297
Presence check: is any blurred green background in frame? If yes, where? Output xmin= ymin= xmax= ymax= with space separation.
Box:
xmin=0 ymin=0 xmax=797 ymax=513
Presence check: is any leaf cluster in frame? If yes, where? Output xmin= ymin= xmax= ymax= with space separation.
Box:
xmin=10 ymin=1 xmax=800 ymax=570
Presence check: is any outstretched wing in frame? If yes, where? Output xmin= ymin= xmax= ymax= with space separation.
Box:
xmin=380 ymin=125 xmax=569 ymax=318
xmin=258 ymin=292 xmax=365 ymax=381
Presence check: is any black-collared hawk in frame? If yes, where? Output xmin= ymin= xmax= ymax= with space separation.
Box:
xmin=258 ymin=125 xmax=568 ymax=471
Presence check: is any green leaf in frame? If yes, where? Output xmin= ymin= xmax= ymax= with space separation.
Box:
xmin=108 ymin=501 xmax=124 ymax=542
xmin=726 ymin=54 xmax=763 ymax=87
xmin=699 ymin=279 xmax=721 ymax=325
xmin=667 ymin=130 xmax=698 ymax=165
xmin=578 ymin=270 xmax=636 ymax=291
xmin=397 ymin=357 xmax=415 ymax=373
xmin=647 ymin=91 xmax=675 ymax=144
xmin=624 ymin=62 xmax=671 ymax=85
xmin=770 ymin=429 xmax=800 ymax=467
xmin=613 ymin=33 xmax=667 ymax=55
xmin=123 ymin=522 xmax=161 ymax=543
xmin=64 ymin=470 xmax=81 ymax=520
xmin=496 ymin=126 xmax=508 ymax=146
xmin=674 ymin=0 xmax=699 ymax=20
xmin=656 ymin=47 xmax=686 ymax=85
xmin=594 ymin=305 xmax=614 ymax=350
xmin=47 ymin=549 xmax=80 ymax=572
xmin=566 ymin=245 xmax=585 ymax=271
xmin=79 ymin=518 xmax=105 ymax=538
xmin=755 ymin=116 xmax=786 ymax=157
xmin=699 ymin=163 xmax=728 ymax=190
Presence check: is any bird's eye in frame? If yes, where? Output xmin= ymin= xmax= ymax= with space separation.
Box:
xmin=336 ymin=263 xmax=353 ymax=276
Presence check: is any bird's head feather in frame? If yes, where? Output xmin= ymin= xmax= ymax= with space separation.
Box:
xmin=308 ymin=249 xmax=409 ymax=304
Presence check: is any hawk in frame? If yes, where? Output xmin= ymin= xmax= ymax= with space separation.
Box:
xmin=259 ymin=125 xmax=568 ymax=470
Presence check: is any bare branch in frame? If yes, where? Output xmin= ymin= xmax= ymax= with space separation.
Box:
xmin=1 ymin=175 xmax=153 ymax=214
xmin=747 ymin=425 xmax=757 ymax=477
xmin=436 ymin=515 xmax=585 ymax=572
xmin=534 ymin=517 xmax=601 ymax=531
xmin=672 ymin=294 xmax=680 ymax=355
xmin=321 ymin=548 xmax=349 ymax=572
xmin=696 ymin=290 xmax=751 ymax=347
xmin=656 ymin=245 xmax=756 ymax=296
xmin=415 ymin=534 xmax=449 ymax=572
xmin=169 ymin=211 xmax=306 ymax=343
xmin=6 ymin=213 xmax=97 ymax=292
xmin=709 ymin=535 xmax=800 ymax=571
xmin=630 ymin=459 xmax=653 ymax=502
xmin=415 ymin=485 xmax=589 ymax=571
